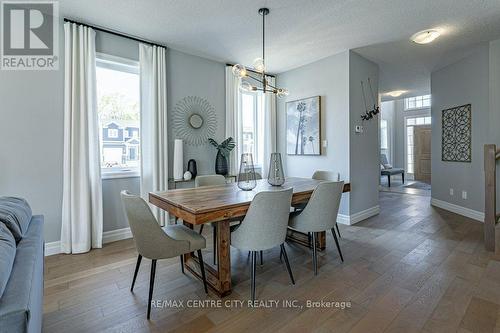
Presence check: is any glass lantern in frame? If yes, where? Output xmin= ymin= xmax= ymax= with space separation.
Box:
xmin=267 ymin=153 xmax=285 ymax=186
xmin=237 ymin=153 xmax=257 ymax=191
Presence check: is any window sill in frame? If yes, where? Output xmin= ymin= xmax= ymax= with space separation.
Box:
xmin=101 ymin=170 xmax=140 ymax=180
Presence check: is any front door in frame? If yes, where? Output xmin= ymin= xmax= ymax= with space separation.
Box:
xmin=414 ymin=125 xmax=431 ymax=184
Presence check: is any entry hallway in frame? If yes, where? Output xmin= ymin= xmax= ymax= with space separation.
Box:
xmin=43 ymin=192 xmax=499 ymax=332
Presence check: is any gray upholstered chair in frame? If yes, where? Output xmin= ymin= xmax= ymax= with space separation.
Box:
xmin=231 ymin=188 xmax=295 ymax=301
xmin=288 ymin=181 xmax=344 ymax=275
xmin=380 ymin=154 xmax=404 ymax=187
xmin=312 ymin=170 xmax=342 ymax=238
xmin=121 ymin=191 xmax=208 ymax=319
xmin=195 ymin=175 xmax=226 ymax=264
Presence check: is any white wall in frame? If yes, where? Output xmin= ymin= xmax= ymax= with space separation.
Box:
xmin=431 ymin=43 xmax=490 ymax=213
xmin=380 ymin=100 xmax=395 ymax=164
xmin=276 ymin=51 xmax=350 ymax=215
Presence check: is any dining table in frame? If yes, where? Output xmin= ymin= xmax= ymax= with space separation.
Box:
xmin=149 ymin=177 xmax=351 ymax=297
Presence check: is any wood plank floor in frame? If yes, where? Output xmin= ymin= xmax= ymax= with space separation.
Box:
xmin=43 ymin=192 xmax=500 ymax=332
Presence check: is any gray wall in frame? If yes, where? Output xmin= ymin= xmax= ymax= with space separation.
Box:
xmin=0 ymin=21 xmax=226 ymax=243
xmin=276 ymin=51 xmax=351 ymax=215
xmin=167 ymin=49 xmax=226 ymax=177
xmin=348 ymin=51 xmax=379 ymax=214
xmin=431 ymin=43 xmax=490 ymax=212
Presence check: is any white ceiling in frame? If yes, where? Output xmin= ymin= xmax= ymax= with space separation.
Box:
xmin=60 ymin=0 xmax=500 ymax=97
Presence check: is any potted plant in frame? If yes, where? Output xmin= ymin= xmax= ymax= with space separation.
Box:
xmin=209 ymin=137 xmax=235 ymax=175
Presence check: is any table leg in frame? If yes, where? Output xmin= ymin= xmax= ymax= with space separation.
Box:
xmin=183 ymin=220 xmax=232 ymax=297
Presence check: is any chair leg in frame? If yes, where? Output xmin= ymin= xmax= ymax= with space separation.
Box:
xmin=260 ymin=251 xmax=263 ymax=265
xmin=279 ymin=246 xmax=283 ymax=262
xmin=402 ymin=172 xmax=405 ymax=184
xmin=147 ymin=259 xmax=157 ymax=320
xmin=199 ymin=224 xmax=204 ymax=234
xmin=331 ymin=228 xmax=344 ymax=262
xmin=307 ymin=232 xmax=312 ymax=248
xmin=387 ymin=174 xmax=391 ymax=187
xmin=180 ymin=255 xmax=185 ymax=274
xmin=197 ymin=250 xmax=208 ymax=293
xmin=335 ymin=223 xmax=342 ymax=238
xmin=131 ymin=254 xmax=142 ymax=292
xmin=251 ymin=251 xmax=257 ymax=302
xmin=312 ymin=232 xmax=318 ymax=276
xmin=213 ymin=224 xmax=217 ymax=265
xmin=280 ymin=244 xmax=295 ymax=285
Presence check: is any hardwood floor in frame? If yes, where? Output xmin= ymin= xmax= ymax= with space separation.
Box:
xmin=43 ymin=192 xmax=500 ymax=332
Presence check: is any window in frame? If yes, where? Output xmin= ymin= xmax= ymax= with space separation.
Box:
xmin=108 ymin=128 xmax=119 ymax=138
xmin=380 ymin=120 xmax=388 ymax=150
xmin=240 ymin=92 xmax=265 ymax=167
xmin=404 ymin=95 xmax=431 ymax=110
xmin=96 ymin=54 xmax=140 ymax=175
xmin=405 ymin=116 xmax=431 ymax=174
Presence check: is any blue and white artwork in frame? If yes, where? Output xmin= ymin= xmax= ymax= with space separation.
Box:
xmin=286 ymin=96 xmax=321 ymax=155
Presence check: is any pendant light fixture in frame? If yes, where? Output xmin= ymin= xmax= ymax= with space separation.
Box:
xmin=232 ymin=8 xmax=289 ymax=98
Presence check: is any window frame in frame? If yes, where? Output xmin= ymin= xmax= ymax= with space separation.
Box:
xmin=96 ymin=53 xmax=141 ymax=180
xmin=404 ymin=94 xmax=431 ymax=111
xmin=404 ymin=115 xmax=432 ymax=176
xmin=239 ymin=91 xmax=264 ymax=169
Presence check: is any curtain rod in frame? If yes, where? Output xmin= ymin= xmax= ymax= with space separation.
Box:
xmin=225 ymin=63 xmax=276 ymax=78
xmin=63 ymin=18 xmax=167 ymax=49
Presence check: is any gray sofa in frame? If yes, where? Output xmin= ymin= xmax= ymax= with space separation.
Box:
xmin=0 ymin=197 xmax=44 ymax=333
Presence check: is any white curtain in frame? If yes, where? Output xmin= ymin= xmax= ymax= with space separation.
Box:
xmin=139 ymin=43 xmax=168 ymax=225
xmin=225 ymin=66 xmax=242 ymax=176
xmin=262 ymin=76 xmax=277 ymax=177
xmin=61 ymin=22 xmax=103 ymax=254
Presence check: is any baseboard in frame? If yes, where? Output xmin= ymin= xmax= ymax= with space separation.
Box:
xmin=430 ymin=198 xmax=484 ymax=222
xmin=44 ymin=227 xmax=133 ymax=256
xmin=337 ymin=205 xmax=380 ymax=226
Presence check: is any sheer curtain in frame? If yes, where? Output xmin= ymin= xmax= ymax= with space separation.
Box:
xmin=262 ymin=76 xmax=277 ymax=177
xmin=139 ymin=43 xmax=168 ymax=225
xmin=225 ymin=66 xmax=242 ymax=176
xmin=61 ymin=22 xmax=103 ymax=254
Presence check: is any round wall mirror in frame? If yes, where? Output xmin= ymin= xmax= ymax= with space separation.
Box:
xmin=189 ymin=114 xmax=203 ymax=129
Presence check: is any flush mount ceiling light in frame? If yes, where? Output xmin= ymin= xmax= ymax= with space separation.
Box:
xmin=411 ymin=29 xmax=441 ymax=44
xmin=386 ymin=90 xmax=408 ymax=97
xmin=232 ymin=8 xmax=289 ymax=98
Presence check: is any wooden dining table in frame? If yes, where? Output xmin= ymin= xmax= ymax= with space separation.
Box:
xmin=149 ymin=177 xmax=350 ymax=297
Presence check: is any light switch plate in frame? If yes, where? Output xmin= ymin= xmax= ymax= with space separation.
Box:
xmin=355 ymin=125 xmax=363 ymax=133
xmin=462 ymin=191 xmax=467 ymax=200
xmin=450 ymin=188 xmax=454 ymax=196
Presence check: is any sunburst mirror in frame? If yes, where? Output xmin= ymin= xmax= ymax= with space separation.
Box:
xmin=173 ymin=96 xmax=217 ymax=146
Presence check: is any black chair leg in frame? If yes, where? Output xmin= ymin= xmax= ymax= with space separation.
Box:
xmin=147 ymin=259 xmax=157 ymax=320
xmin=402 ymin=172 xmax=405 ymax=184
xmin=199 ymin=224 xmax=204 ymax=234
xmin=197 ymin=250 xmax=208 ymax=293
xmin=331 ymin=228 xmax=344 ymax=262
xmin=335 ymin=223 xmax=342 ymax=238
xmin=131 ymin=254 xmax=142 ymax=292
xmin=260 ymin=251 xmax=263 ymax=265
xmin=251 ymin=251 xmax=256 ymax=302
xmin=312 ymin=232 xmax=318 ymax=275
xmin=307 ymin=232 xmax=312 ymax=248
xmin=279 ymin=246 xmax=283 ymax=262
xmin=213 ymin=225 xmax=217 ymax=265
xmin=387 ymin=174 xmax=391 ymax=187
xmin=180 ymin=255 xmax=185 ymax=274
xmin=280 ymin=244 xmax=295 ymax=285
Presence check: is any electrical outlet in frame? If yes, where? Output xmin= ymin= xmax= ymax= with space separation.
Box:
xmin=462 ymin=191 xmax=467 ymax=200
xmin=450 ymin=188 xmax=454 ymax=196
xmin=322 ymin=140 xmax=328 ymax=148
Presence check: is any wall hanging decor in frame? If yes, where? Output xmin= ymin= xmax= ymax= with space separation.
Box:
xmin=286 ymin=96 xmax=321 ymax=155
xmin=237 ymin=153 xmax=257 ymax=191
xmin=442 ymin=104 xmax=472 ymax=162
xmin=173 ymin=96 xmax=217 ymax=146
xmin=209 ymin=137 xmax=235 ymax=175
xmin=360 ymin=78 xmax=380 ymax=121
xmin=173 ymin=139 xmax=184 ymax=180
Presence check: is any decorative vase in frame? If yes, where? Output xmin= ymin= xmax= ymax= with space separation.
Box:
xmin=183 ymin=171 xmax=192 ymax=181
xmin=173 ymin=139 xmax=184 ymax=180
xmin=237 ymin=153 xmax=257 ymax=191
xmin=267 ymin=153 xmax=285 ymax=186
xmin=215 ymin=151 xmax=228 ymax=175
xmin=187 ymin=159 xmax=197 ymax=178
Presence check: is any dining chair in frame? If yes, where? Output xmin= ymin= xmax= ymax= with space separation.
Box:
xmin=231 ymin=188 xmax=295 ymax=301
xmin=312 ymin=170 xmax=342 ymax=238
xmin=288 ymin=181 xmax=344 ymax=275
xmin=121 ymin=191 xmax=208 ymax=319
xmin=194 ymin=175 xmax=226 ymax=264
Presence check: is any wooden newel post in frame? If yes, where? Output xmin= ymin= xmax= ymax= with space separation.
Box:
xmin=484 ymin=144 xmax=497 ymax=251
